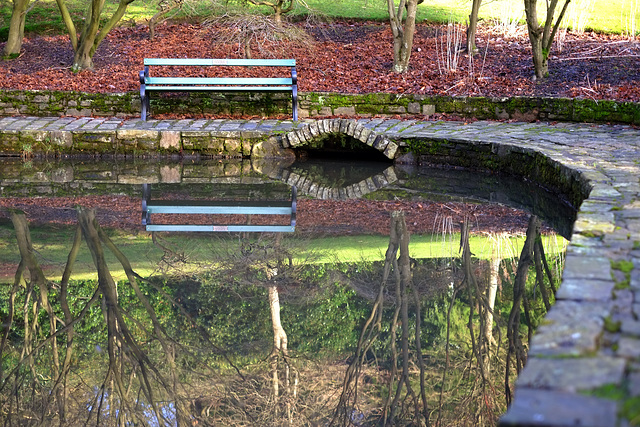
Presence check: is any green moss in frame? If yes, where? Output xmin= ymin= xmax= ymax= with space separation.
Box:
xmin=611 ymin=260 xmax=634 ymax=274
xmin=580 ymin=383 xmax=627 ymax=400
xmin=603 ymin=316 xmax=622 ymax=333
xmin=622 ymin=396 xmax=640 ymax=426
xmin=614 ymin=281 xmax=631 ymax=290
xmin=581 ymin=230 xmax=603 ymax=239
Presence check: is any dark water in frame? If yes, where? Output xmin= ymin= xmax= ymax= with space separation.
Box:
xmin=0 ymin=157 xmax=575 ymax=426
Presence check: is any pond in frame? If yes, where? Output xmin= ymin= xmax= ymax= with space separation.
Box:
xmin=0 ymin=156 xmax=577 ymax=426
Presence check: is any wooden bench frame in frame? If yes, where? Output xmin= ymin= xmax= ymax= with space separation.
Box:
xmin=141 ymin=184 xmax=297 ymax=233
xmin=139 ymin=58 xmax=298 ymax=121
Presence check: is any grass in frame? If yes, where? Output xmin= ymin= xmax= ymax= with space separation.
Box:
xmin=0 ymin=222 xmax=566 ymax=282
xmin=0 ymin=0 xmax=637 ymax=41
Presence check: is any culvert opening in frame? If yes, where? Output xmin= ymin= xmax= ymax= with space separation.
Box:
xmin=294 ymin=133 xmax=392 ymax=162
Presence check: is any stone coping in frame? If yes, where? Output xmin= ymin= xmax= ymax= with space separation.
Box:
xmin=1 ymin=117 xmax=640 ymax=425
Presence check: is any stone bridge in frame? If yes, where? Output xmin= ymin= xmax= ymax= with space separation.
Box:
xmin=1 ymin=116 xmax=640 ymax=426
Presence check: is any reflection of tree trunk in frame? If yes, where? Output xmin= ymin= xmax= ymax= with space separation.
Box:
xmin=335 ymin=211 xmax=427 ymax=426
xmin=268 ymin=233 xmax=295 ymax=424
xmin=269 ymin=284 xmax=288 ymax=400
xmin=486 ymin=254 xmax=500 ymax=348
xmin=505 ymin=215 xmax=539 ymax=406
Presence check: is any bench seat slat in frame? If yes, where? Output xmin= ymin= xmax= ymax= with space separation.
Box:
xmin=147 ymin=200 xmax=293 ymax=207
xmin=147 ymin=205 xmax=293 ymax=215
xmin=146 ymin=224 xmax=295 ymax=232
xmin=146 ymin=86 xmax=293 ymax=92
xmin=144 ymin=58 xmax=296 ymax=67
xmin=146 ymin=77 xmax=293 ymax=85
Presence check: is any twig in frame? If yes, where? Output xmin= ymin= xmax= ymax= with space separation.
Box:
xmin=556 ymin=54 xmax=640 ymax=61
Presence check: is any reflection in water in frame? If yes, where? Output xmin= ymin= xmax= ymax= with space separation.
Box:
xmin=0 ymin=159 xmax=573 ymax=426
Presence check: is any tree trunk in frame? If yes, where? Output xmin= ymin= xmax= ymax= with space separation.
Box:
xmin=466 ymin=0 xmax=482 ymax=54
xmin=3 ymin=0 xmax=30 ymax=57
xmin=523 ymin=0 xmax=571 ymax=78
xmin=388 ymin=0 xmax=419 ymax=73
xmin=72 ymin=39 xmax=95 ymax=72
xmin=59 ymin=0 xmax=134 ymax=71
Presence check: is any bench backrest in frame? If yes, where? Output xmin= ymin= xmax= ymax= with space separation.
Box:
xmin=141 ymin=183 xmax=297 ymax=233
xmin=143 ymin=58 xmax=296 ymax=67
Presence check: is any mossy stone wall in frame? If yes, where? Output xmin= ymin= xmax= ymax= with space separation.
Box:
xmin=0 ymin=89 xmax=638 ymax=125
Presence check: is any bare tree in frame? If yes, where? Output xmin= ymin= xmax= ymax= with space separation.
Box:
xmin=2 ymin=0 xmax=30 ymax=57
xmin=149 ymin=0 xmax=186 ymax=40
xmin=387 ymin=0 xmax=420 ymax=73
xmin=55 ymin=0 xmax=137 ymax=71
xmin=208 ymin=12 xmax=313 ymax=59
xmin=523 ymin=0 xmax=572 ymax=78
xmin=245 ymin=0 xmax=294 ymax=25
xmin=466 ymin=0 xmax=482 ymax=54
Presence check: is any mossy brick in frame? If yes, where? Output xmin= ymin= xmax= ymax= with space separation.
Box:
xmin=241 ymin=139 xmax=252 ymax=156
xmin=285 ymin=131 xmax=300 ymax=147
xmin=316 ymin=119 xmax=326 ymax=133
xmin=383 ymin=141 xmax=399 ymax=159
xmin=71 ymin=132 xmax=116 ymax=153
xmin=300 ymin=125 xmax=313 ymax=142
xmin=308 ymin=122 xmax=320 ymax=137
xmin=159 ymin=131 xmax=181 ymax=151
xmin=116 ymin=129 xmax=159 ymax=142
xmin=224 ymin=139 xmax=242 ymax=156
xmin=365 ymin=131 xmax=377 ymax=146
xmin=346 ymin=120 xmax=357 ymax=136
xmin=372 ymin=135 xmax=389 ymax=151
xmin=352 ymin=123 xmax=365 ymax=140
xmin=339 ymin=119 xmax=349 ymax=133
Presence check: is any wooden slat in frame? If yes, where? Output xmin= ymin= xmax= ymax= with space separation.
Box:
xmin=145 ymin=77 xmax=292 ymax=85
xmin=147 ymin=205 xmax=293 ymax=215
xmin=147 ymin=200 xmax=292 ymax=207
xmin=145 ymin=86 xmax=294 ymax=92
xmin=144 ymin=58 xmax=296 ymax=67
xmin=146 ymin=224 xmax=295 ymax=232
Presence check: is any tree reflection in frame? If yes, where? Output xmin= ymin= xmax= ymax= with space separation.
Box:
xmin=0 ymin=206 xmax=564 ymax=426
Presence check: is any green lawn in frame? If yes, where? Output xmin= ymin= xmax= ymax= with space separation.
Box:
xmin=0 ymin=223 xmax=566 ymax=282
xmin=0 ymin=0 xmax=637 ymax=40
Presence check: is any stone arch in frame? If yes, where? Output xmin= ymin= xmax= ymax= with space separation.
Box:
xmin=279 ymin=119 xmax=400 ymax=159
xmin=278 ymin=166 xmax=399 ymax=200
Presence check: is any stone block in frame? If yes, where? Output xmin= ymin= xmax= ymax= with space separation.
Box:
xmin=617 ymin=337 xmax=640 ymax=359
xmin=516 ymin=357 xmax=626 ymax=392
xmin=562 ymin=255 xmax=613 ymax=282
xmin=556 ymin=278 xmax=615 ymax=301
xmin=408 ymin=102 xmax=421 ymax=114
xmin=529 ymin=300 xmax=610 ymax=357
xmin=334 ymin=106 xmax=356 ymax=116
xmin=159 ymin=131 xmax=181 ymax=150
xmin=500 ymin=388 xmax=618 ymax=427
xmin=160 ymin=165 xmax=181 ymax=183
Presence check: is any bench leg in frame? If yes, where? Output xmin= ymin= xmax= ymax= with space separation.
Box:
xmin=292 ymin=85 xmax=298 ymax=121
xmin=140 ymin=85 xmax=149 ymax=121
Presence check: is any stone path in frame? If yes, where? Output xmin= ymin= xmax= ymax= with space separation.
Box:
xmin=1 ymin=116 xmax=640 ymax=426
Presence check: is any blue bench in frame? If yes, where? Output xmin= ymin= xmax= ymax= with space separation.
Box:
xmin=139 ymin=58 xmax=298 ymax=121
xmin=141 ymin=184 xmax=297 ymax=233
